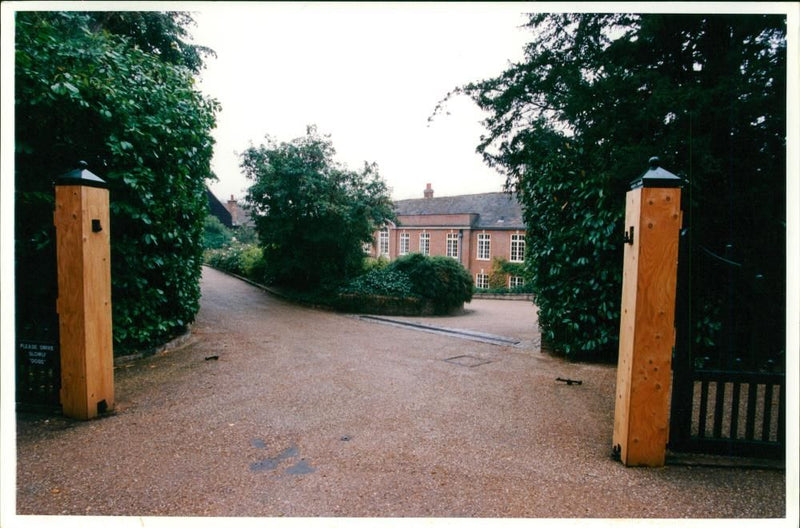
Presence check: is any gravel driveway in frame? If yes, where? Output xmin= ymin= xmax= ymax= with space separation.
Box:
xmin=14 ymin=266 xmax=787 ymax=520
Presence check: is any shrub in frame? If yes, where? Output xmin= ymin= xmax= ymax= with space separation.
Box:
xmin=339 ymin=267 xmax=415 ymax=298
xmin=362 ymin=256 xmax=390 ymax=273
xmin=204 ymin=215 xmax=234 ymax=249
xmin=204 ymin=244 xmax=265 ymax=281
xmin=387 ymin=253 xmax=473 ymax=314
xmin=15 ymin=12 xmax=218 ymax=353
xmin=488 ymin=257 xmax=528 ymax=290
xmin=332 ymin=294 xmax=429 ymax=316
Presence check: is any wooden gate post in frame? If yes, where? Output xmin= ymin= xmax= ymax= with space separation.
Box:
xmin=613 ymin=157 xmax=682 ymax=467
xmin=54 ymin=162 xmax=114 ymax=419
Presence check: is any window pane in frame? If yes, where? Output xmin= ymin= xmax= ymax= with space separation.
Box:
xmin=478 ymin=233 xmax=490 ymax=260
xmin=510 ymin=234 xmax=525 ymax=262
xmin=446 ymin=233 xmax=459 ymax=258
xmin=399 ymin=233 xmax=409 ymax=255
xmin=379 ymin=227 xmax=389 ymax=256
xmin=420 ymin=233 xmax=430 ymax=256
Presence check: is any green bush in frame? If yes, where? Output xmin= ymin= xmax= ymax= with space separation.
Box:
xmin=488 ymin=257 xmax=528 ymax=290
xmin=15 ymin=12 xmax=218 ymax=353
xmin=362 ymin=256 xmax=390 ymax=273
xmin=332 ymin=294 xmax=429 ymax=316
xmin=339 ymin=267 xmax=415 ymax=298
xmin=387 ymin=253 xmax=473 ymax=315
xmin=204 ymin=215 xmax=234 ymax=249
xmin=204 ymin=244 xmax=265 ymax=281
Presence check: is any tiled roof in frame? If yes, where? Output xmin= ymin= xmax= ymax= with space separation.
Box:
xmin=206 ymin=188 xmax=233 ymax=227
xmin=394 ymin=192 xmax=525 ymax=230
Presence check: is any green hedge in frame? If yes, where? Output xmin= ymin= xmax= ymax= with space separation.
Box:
xmin=336 ymin=253 xmax=473 ymax=315
xmin=332 ymin=293 xmax=431 ymax=316
xmin=15 ymin=12 xmax=218 ymax=353
xmin=206 ymin=249 xmax=474 ymax=317
xmin=338 ymin=267 xmax=415 ymax=298
xmin=204 ymin=244 xmax=265 ymax=280
xmin=387 ymin=254 xmax=473 ymax=314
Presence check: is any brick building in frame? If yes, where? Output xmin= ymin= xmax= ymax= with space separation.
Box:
xmin=225 ymin=195 xmax=255 ymax=228
xmin=371 ymin=184 xmax=527 ymax=289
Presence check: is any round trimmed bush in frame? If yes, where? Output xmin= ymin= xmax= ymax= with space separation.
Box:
xmin=387 ymin=253 xmax=473 ymax=314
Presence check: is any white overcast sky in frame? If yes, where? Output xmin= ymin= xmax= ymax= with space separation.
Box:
xmin=189 ymin=3 xmax=532 ymax=202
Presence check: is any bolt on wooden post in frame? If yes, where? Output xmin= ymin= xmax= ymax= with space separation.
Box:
xmin=613 ymin=157 xmax=682 ymax=467
xmin=54 ymin=162 xmax=114 ymax=419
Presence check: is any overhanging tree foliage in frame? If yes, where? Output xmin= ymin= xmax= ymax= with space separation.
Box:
xmin=84 ymin=11 xmax=215 ymax=74
xmin=15 ymin=11 xmax=219 ymax=352
xmin=445 ymin=13 xmax=786 ymax=361
xmin=242 ymin=127 xmax=396 ymax=291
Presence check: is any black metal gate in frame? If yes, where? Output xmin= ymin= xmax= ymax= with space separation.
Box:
xmin=669 ymin=226 xmax=786 ymax=459
xmin=15 ymin=219 xmax=62 ymax=412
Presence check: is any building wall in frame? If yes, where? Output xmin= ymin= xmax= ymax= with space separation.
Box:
xmin=466 ymin=229 xmax=526 ymax=286
xmin=372 ymin=224 xmax=526 ymax=288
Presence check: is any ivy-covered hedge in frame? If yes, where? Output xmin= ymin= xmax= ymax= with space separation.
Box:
xmin=15 ymin=12 xmax=218 ymax=353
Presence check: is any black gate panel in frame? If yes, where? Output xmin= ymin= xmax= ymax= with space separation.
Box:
xmin=15 ymin=212 xmax=62 ymax=412
xmin=669 ymin=227 xmax=785 ymax=460
xmin=671 ymin=369 xmax=785 ymax=458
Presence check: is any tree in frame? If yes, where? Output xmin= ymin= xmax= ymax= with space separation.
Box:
xmin=85 ymin=11 xmax=214 ymax=74
xmin=241 ymin=127 xmax=396 ymax=291
xmin=204 ymin=215 xmax=234 ymax=249
xmin=15 ymin=11 xmax=219 ymax=352
xmin=443 ymin=14 xmax=786 ymax=361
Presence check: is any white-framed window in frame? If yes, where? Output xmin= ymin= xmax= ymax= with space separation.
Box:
xmin=419 ymin=233 xmax=430 ymax=255
xmin=477 ymin=233 xmax=491 ymax=260
xmin=379 ymin=227 xmax=389 ymax=257
xmin=399 ymin=233 xmax=410 ymax=255
xmin=510 ymin=234 xmax=526 ymax=262
xmin=362 ymin=242 xmax=372 ymax=254
xmin=446 ymin=233 xmax=459 ymax=259
xmin=509 ymin=275 xmax=525 ymax=288
xmin=475 ymin=273 xmax=489 ymax=289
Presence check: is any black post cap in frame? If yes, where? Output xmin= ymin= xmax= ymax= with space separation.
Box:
xmin=630 ymin=156 xmax=682 ymax=190
xmin=55 ymin=161 xmax=107 ymax=188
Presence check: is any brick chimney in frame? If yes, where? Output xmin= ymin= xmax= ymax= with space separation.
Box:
xmin=424 ymin=183 xmax=434 ymax=199
xmin=226 ymin=195 xmax=239 ymax=226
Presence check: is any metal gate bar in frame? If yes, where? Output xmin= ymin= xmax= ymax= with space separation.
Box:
xmin=676 ymin=369 xmax=785 ymax=458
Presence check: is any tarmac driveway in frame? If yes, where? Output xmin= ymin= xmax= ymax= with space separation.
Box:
xmin=14 ymin=266 xmax=786 ymax=519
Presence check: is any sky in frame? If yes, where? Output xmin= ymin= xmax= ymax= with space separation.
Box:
xmin=189 ymin=3 xmax=533 ymax=202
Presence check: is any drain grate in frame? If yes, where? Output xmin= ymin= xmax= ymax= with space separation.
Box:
xmin=444 ymin=355 xmax=493 ymax=368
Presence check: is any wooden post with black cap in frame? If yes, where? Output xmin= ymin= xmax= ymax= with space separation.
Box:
xmin=54 ymin=161 xmax=114 ymax=419
xmin=612 ymin=157 xmax=682 ymax=467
